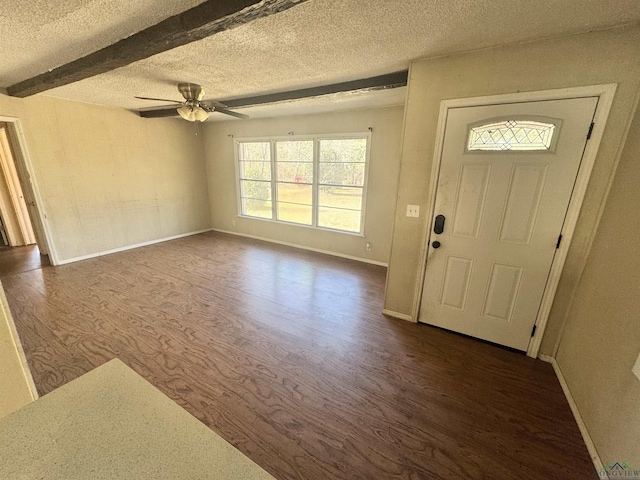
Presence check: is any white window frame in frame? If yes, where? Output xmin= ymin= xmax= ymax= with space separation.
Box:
xmin=234 ymin=133 xmax=371 ymax=236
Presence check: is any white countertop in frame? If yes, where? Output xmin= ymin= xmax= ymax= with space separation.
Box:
xmin=0 ymin=358 xmax=276 ymax=480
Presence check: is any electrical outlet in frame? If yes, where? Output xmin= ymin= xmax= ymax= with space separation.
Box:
xmin=365 ymin=242 xmax=372 ymax=252
xmin=633 ymin=352 xmax=640 ymax=382
xmin=406 ymin=205 xmax=420 ymax=218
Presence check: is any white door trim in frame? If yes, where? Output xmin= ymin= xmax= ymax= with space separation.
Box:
xmin=0 ymin=116 xmax=59 ymax=265
xmin=414 ymin=84 xmax=617 ymax=358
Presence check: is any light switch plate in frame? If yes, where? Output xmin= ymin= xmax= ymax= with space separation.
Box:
xmin=633 ymin=352 xmax=640 ymax=382
xmin=406 ymin=205 xmax=420 ymax=218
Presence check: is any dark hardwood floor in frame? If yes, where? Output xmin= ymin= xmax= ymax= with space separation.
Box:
xmin=1 ymin=232 xmax=594 ymax=479
xmin=0 ymin=244 xmax=50 ymax=277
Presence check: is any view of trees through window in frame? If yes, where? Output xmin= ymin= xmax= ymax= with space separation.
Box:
xmin=318 ymin=138 xmax=366 ymax=232
xmin=238 ymin=142 xmax=271 ymax=219
xmin=237 ymin=135 xmax=368 ymax=233
xmin=276 ymin=141 xmax=314 ymax=225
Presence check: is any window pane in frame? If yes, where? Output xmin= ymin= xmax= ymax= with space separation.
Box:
xmin=276 ymin=140 xmax=314 ymax=162
xmin=277 ymin=162 xmax=313 ymax=183
xmin=277 ymin=202 xmax=312 ymax=225
xmin=318 ymin=207 xmax=361 ymax=232
xmin=240 ymin=142 xmax=270 ymax=161
xmin=467 ymin=120 xmax=556 ymax=151
xmin=319 ymin=163 xmax=365 ymax=186
xmin=319 ymin=138 xmax=367 ymax=163
xmin=319 ymin=186 xmax=362 ymax=210
xmin=241 ymin=180 xmax=271 ymax=200
xmin=239 ymin=161 xmax=271 ymax=181
xmin=243 ymin=198 xmax=272 ymax=219
xmin=277 ymin=183 xmax=312 ymax=205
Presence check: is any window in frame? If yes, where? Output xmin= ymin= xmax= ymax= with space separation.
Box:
xmin=237 ymin=135 xmax=369 ymax=234
xmin=276 ymin=140 xmax=314 ymax=225
xmin=317 ymin=138 xmax=366 ymax=231
xmin=238 ymin=142 xmax=272 ymax=219
xmin=467 ymin=119 xmax=557 ymax=151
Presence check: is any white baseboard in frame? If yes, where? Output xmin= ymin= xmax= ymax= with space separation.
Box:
xmin=539 ymin=354 xmax=607 ymax=478
xmin=382 ymin=309 xmax=414 ymax=322
xmin=56 ymin=229 xmax=213 ymax=265
xmin=211 ymin=228 xmax=388 ymax=267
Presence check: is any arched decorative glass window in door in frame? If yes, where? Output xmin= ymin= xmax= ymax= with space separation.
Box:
xmin=467 ymin=118 xmax=557 ymax=151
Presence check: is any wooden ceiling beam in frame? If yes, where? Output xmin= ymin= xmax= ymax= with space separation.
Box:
xmin=138 ymin=71 xmax=409 ymax=118
xmin=6 ymin=0 xmax=309 ymax=98
xmin=220 ymin=71 xmax=409 ymax=108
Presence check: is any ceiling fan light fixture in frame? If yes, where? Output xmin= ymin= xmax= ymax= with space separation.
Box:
xmin=177 ymin=105 xmax=209 ymax=122
xmin=177 ymin=105 xmax=195 ymax=121
xmin=138 ymin=83 xmax=244 ymax=121
xmin=194 ymin=107 xmax=210 ymax=122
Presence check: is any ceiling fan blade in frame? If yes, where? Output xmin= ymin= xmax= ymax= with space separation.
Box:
xmin=135 ymin=96 xmax=183 ymax=104
xmin=139 ymin=108 xmax=179 ymax=118
xmin=215 ymin=108 xmax=249 ymax=119
xmin=200 ymin=99 xmax=229 ymax=109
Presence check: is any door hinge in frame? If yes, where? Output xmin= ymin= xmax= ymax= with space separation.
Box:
xmin=531 ymin=324 xmax=537 ymax=337
xmin=556 ymin=234 xmax=563 ymax=249
xmin=586 ymin=122 xmax=595 ymax=140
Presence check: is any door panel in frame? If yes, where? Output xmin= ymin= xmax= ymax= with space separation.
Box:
xmin=440 ymin=256 xmax=473 ymax=310
xmin=419 ymin=97 xmax=598 ymax=351
xmin=482 ymin=263 xmax=522 ymax=321
xmin=498 ymin=164 xmax=548 ymax=244
xmin=451 ymin=164 xmax=491 ymax=238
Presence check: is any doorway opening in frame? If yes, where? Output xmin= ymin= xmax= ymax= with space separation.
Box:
xmin=0 ymin=118 xmax=54 ymax=273
xmin=0 ymin=124 xmax=36 ymax=248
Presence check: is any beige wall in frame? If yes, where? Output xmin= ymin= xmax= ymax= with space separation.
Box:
xmin=0 ymin=281 xmax=36 ymax=418
xmin=0 ymin=94 xmax=212 ymax=263
xmin=556 ymin=105 xmax=640 ymax=466
xmin=203 ymin=106 xmax=404 ymax=264
xmin=384 ymin=26 xmax=640 ymax=356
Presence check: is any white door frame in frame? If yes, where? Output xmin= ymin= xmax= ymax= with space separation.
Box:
xmin=0 ymin=116 xmax=59 ymax=265
xmin=415 ymin=84 xmax=617 ymax=358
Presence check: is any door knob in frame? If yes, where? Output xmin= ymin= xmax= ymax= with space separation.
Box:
xmin=432 ymin=241 xmax=441 ymax=249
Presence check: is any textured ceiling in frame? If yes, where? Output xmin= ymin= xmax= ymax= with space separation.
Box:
xmin=2 ymin=0 xmax=640 ymax=120
xmin=0 ymin=0 xmax=207 ymax=85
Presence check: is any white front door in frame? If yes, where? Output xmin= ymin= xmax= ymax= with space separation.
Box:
xmin=419 ymin=97 xmax=598 ymax=351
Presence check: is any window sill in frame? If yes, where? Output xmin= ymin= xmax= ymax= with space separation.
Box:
xmin=236 ymin=214 xmax=365 ymax=238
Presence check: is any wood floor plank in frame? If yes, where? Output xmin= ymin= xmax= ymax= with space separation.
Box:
xmin=0 ymin=232 xmax=594 ymax=480
xmin=0 ymin=245 xmax=50 ymax=277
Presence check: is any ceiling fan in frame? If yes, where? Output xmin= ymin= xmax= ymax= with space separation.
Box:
xmin=135 ymin=83 xmax=248 ymax=121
